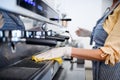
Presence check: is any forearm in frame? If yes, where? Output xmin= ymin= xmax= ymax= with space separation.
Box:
xmin=71 ymin=47 xmax=106 ymax=61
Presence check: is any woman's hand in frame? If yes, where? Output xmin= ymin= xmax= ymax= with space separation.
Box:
xmin=75 ymin=28 xmax=91 ymax=37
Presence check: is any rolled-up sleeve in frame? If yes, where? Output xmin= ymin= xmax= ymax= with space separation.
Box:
xmin=100 ymin=5 xmax=120 ymax=65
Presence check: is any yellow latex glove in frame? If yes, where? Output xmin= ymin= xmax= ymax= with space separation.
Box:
xmin=31 ymin=47 xmax=72 ymax=64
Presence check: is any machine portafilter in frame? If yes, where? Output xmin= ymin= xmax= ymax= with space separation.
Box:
xmin=45 ymin=30 xmax=69 ymax=42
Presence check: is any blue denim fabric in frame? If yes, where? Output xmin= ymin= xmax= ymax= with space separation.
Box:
xmin=90 ymin=2 xmax=120 ymax=80
xmin=0 ymin=10 xmax=25 ymax=30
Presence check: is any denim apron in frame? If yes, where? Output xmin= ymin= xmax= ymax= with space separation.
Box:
xmin=90 ymin=1 xmax=120 ymax=80
xmin=0 ymin=10 xmax=25 ymax=30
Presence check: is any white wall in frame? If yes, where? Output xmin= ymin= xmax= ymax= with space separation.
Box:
xmin=102 ymin=0 xmax=112 ymax=14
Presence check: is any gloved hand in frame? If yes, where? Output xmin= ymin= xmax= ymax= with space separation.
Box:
xmin=32 ymin=47 xmax=72 ymax=61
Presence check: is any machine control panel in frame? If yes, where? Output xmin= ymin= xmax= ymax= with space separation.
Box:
xmin=17 ymin=0 xmax=59 ymax=20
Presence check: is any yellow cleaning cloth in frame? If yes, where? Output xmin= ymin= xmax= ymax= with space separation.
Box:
xmin=32 ymin=56 xmax=63 ymax=64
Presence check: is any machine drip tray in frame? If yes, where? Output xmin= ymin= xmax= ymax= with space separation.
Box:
xmin=0 ymin=58 xmax=54 ymax=80
xmin=12 ymin=58 xmax=47 ymax=68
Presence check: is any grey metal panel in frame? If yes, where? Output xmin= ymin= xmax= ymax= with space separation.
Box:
xmin=53 ymin=61 xmax=86 ymax=80
xmin=41 ymin=69 xmax=52 ymax=80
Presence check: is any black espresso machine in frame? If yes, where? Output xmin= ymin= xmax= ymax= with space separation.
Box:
xmin=0 ymin=0 xmax=69 ymax=80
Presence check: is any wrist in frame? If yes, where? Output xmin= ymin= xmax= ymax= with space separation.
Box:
xmin=64 ymin=47 xmax=72 ymax=56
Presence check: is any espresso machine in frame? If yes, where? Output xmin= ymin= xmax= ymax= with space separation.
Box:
xmin=0 ymin=0 xmax=69 ymax=80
